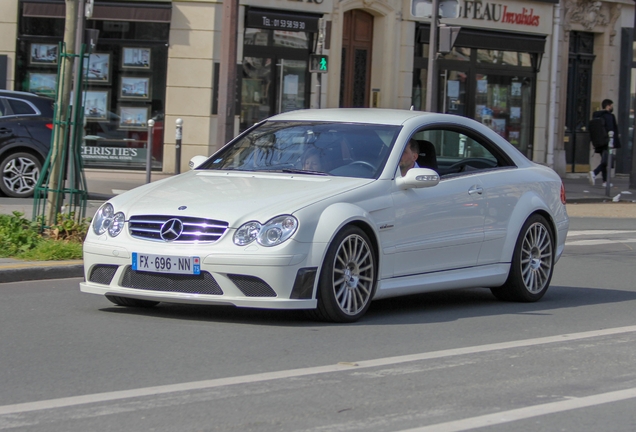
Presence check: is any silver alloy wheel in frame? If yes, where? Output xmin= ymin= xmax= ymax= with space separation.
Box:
xmin=2 ymin=155 xmax=40 ymax=196
xmin=520 ymin=222 xmax=553 ymax=293
xmin=331 ymin=234 xmax=375 ymax=316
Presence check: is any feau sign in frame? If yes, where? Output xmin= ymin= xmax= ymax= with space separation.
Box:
xmin=411 ymin=0 xmax=459 ymax=18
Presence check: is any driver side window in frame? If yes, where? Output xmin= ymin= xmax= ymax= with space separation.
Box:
xmin=412 ymin=129 xmax=503 ymax=177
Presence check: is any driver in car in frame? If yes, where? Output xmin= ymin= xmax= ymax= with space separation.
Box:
xmin=399 ymin=139 xmax=420 ymax=176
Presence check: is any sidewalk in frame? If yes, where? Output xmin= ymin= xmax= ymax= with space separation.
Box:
xmin=1 ymin=169 xmax=635 ymax=283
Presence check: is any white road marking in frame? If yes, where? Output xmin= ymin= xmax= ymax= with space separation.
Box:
xmin=1 ymin=325 xmax=636 ymax=417
xmin=567 ymin=230 xmax=636 ymax=237
xmin=566 ymin=238 xmax=636 ymax=246
xmin=398 ymin=387 xmax=636 ymax=432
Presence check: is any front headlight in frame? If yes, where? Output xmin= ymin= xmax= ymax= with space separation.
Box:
xmin=234 ymin=215 xmax=298 ymax=247
xmin=93 ymin=203 xmax=126 ymax=237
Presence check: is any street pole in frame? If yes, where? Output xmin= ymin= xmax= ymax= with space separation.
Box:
xmin=146 ymin=119 xmax=155 ymax=183
xmin=606 ymin=131 xmax=614 ymax=197
xmin=46 ymin=0 xmax=78 ymax=226
xmin=425 ymin=0 xmax=440 ymax=113
xmin=175 ymin=118 xmax=183 ymax=174
xmin=216 ymin=0 xmax=238 ymax=151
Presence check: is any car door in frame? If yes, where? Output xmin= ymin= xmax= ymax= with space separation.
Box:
xmin=391 ymin=173 xmax=485 ymax=277
xmin=390 ymin=128 xmax=496 ymax=277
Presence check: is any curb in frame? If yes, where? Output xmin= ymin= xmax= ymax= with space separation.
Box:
xmin=0 ymin=261 xmax=84 ymax=283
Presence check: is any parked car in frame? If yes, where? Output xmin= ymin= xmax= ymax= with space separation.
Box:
xmin=80 ymin=109 xmax=569 ymax=322
xmin=0 ymin=90 xmax=54 ymax=198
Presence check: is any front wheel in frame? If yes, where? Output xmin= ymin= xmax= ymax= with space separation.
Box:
xmin=309 ymin=226 xmax=377 ymax=323
xmin=491 ymin=214 xmax=554 ymax=302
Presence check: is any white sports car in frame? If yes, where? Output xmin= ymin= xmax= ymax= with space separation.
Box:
xmin=80 ymin=109 xmax=569 ymax=322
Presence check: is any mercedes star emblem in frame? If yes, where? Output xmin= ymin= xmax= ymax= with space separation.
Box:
xmin=160 ymin=218 xmax=184 ymax=241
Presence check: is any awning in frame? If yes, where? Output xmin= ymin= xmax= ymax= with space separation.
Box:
xmin=22 ymin=0 xmax=172 ymax=23
xmin=417 ymin=25 xmax=546 ymax=54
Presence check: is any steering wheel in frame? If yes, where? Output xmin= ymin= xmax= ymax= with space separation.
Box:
xmin=348 ymin=161 xmax=376 ymax=172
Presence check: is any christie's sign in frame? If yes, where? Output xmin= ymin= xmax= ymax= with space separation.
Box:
xmin=461 ymin=1 xmax=541 ymax=27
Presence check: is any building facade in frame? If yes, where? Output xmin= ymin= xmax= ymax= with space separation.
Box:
xmin=1 ymin=0 xmax=633 ymax=177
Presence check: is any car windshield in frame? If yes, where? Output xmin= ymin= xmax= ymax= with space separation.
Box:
xmin=200 ymin=121 xmax=402 ymax=179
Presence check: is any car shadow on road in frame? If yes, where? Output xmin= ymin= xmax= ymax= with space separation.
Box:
xmin=98 ymin=284 xmax=636 ymax=326
xmin=364 ymin=285 xmax=636 ymax=325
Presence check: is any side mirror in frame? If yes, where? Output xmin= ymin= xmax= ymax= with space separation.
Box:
xmin=396 ymin=168 xmax=440 ymax=189
xmin=189 ymin=155 xmax=208 ymax=170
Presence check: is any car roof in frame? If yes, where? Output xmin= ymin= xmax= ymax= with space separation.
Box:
xmin=268 ymin=108 xmax=434 ymax=125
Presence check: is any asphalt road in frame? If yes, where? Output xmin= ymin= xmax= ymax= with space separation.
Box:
xmin=1 ymin=215 xmax=636 ymax=431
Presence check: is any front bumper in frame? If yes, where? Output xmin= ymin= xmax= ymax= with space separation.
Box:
xmin=80 ymin=240 xmax=322 ymax=310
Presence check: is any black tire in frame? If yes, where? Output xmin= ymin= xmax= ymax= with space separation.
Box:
xmin=491 ymin=214 xmax=554 ymax=302
xmin=308 ymin=225 xmax=377 ymax=323
xmin=0 ymin=152 xmax=42 ymax=198
xmin=105 ymin=295 xmax=159 ymax=308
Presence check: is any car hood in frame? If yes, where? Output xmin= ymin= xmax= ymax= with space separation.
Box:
xmin=108 ymin=170 xmax=372 ymax=226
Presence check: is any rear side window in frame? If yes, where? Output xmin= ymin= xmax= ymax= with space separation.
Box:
xmin=8 ymin=99 xmax=37 ymax=115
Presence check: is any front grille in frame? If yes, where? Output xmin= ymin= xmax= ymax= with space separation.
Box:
xmin=89 ymin=265 xmax=118 ymax=285
xmin=121 ymin=267 xmax=223 ymax=295
xmin=128 ymin=215 xmax=229 ymax=242
xmin=229 ymin=274 xmax=277 ymax=297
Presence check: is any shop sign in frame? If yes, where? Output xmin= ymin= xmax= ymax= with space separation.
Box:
xmin=461 ymin=2 xmax=540 ymax=27
xmin=246 ymin=8 xmax=321 ymax=32
xmin=243 ymin=0 xmax=332 ymax=15
xmin=81 ymin=146 xmax=147 ymax=164
xmin=432 ymin=0 xmax=553 ymax=34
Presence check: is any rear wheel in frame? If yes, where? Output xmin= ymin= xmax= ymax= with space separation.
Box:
xmin=491 ymin=214 xmax=554 ymax=302
xmin=0 ymin=152 xmax=42 ymax=198
xmin=309 ymin=226 xmax=377 ymax=323
xmin=105 ymin=295 xmax=159 ymax=308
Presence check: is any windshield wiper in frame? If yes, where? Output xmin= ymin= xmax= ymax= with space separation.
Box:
xmin=280 ymin=168 xmax=330 ymax=176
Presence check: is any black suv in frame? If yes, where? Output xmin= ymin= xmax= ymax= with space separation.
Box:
xmin=0 ymin=90 xmax=54 ymax=198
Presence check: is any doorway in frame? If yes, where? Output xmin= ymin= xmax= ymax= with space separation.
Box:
xmin=340 ymin=10 xmax=374 ymax=108
xmin=565 ymin=31 xmax=595 ymax=173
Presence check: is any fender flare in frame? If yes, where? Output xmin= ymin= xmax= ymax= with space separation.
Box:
xmin=499 ymin=191 xmax=557 ymax=262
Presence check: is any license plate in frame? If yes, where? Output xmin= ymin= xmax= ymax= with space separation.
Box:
xmin=132 ymin=253 xmax=200 ymax=275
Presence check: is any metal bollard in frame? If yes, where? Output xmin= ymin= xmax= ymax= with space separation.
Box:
xmin=175 ymin=118 xmax=183 ymax=174
xmin=606 ymin=131 xmax=614 ymax=197
xmin=146 ymin=119 xmax=155 ymax=184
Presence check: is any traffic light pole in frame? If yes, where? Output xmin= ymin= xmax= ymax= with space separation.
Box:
xmin=425 ymin=0 xmax=440 ymax=113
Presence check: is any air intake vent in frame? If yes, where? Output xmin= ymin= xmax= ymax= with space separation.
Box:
xmin=89 ymin=265 xmax=118 ymax=285
xmin=128 ymin=215 xmax=228 ymax=242
xmin=121 ymin=267 xmax=223 ymax=295
xmin=229 ymin=274 xmax=277 ymax=297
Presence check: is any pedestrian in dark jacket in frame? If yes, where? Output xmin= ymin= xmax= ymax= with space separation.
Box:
xmin=589 ymin=99 xmax=621 ymax=187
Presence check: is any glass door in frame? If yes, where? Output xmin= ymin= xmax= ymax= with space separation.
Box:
xmin=277 ymin=59 xmax=307 ymax=114
xmin=241 ymin=56 xmax=273 ymax=129
xmin=439 ymin=69 xmax=468 ymax=117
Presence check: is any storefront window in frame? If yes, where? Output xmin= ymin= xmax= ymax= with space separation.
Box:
xmin=474 ymin=74 xmax=532 ymax=149
xmin=476 ymin=49 xmax=532 ymax=67
xmin=240 ymin=9 xmax=317 ymax=131
xmin=16 ymin=7 xmax=169 ymax=170
xmin=412 ymin=29 xmax=538 ymax=155
xmin=273 ymin=31 xmax=309 ymax=49
xmin=440 ymin=47 xmax=471 ymax=61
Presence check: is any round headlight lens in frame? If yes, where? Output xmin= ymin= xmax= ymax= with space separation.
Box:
xmin=93 ymin=203 xmax=114 ymax=235
xmin=258 ymin=215 xmax=298 ymax=247
xmin=234 ymin=221 xmax=261 ymax=245
xmin=108 ymin=212 xmax=126 ymax=237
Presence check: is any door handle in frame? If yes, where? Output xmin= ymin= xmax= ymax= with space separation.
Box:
xmin=468 ymin=185 xmax=483 ymax=196
xmin=0 ymin=128 xmax=13 ymax=136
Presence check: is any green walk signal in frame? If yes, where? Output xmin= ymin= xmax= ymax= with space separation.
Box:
xmin=309 ymin=54 xmax=329 ymax=73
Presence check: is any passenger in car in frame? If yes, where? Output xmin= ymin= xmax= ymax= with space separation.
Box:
xmin=399 ymin=139 xmax=420 ymax=176
xmin=302 ymin=148 xmax=323 ymax=171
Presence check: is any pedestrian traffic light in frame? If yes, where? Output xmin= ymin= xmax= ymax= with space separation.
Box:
xmin=309 ymin=54 xmax=328 ymax=73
